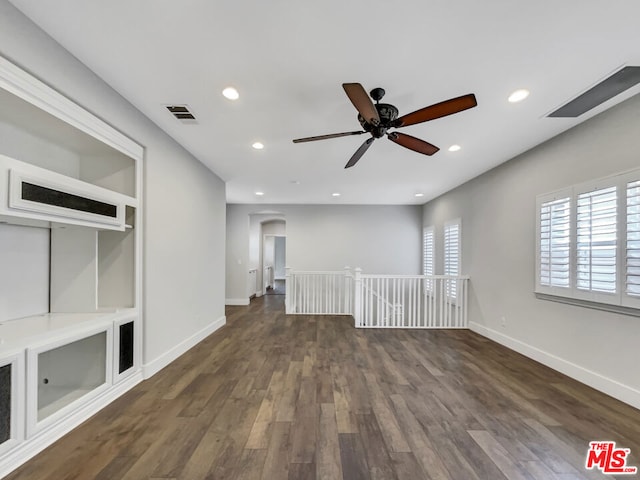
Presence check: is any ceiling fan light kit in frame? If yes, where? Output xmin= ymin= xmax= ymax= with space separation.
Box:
xmin=293 ymin=83 xmax=477 ymax=168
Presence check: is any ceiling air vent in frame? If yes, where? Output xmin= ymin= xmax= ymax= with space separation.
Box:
xmin=165 ymin=104 xmax=198 ymax=124
xmin=548 ymin=66 xmax=640 ymax=118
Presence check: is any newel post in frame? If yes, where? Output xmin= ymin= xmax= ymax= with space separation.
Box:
xmin=353 ymin=267 xmax=362 ymax=327
xmin=285 ymin=267 xmax=292 ymax=314
xmin=344 ymin=266 xmax=352 ymax=314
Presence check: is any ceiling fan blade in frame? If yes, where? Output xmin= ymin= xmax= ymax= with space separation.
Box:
xmin=388 ymin=132 xmax=439 ymax=156
xmin=394 ymin=94 xmax=477 ymax=128
xmin=342 ymin=83 xmax=380 ymax=126
xmin=292 ymin=131 xmax=366 ymax=143
xmin=345 ymin=137 xmax=375 ymax=168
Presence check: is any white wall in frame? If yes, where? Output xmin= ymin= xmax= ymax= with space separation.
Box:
xmin=227 ymin=204 xmax=422 ymax=302
xmin=422 ymin=93 xmax=640 ymax=408
xmin=262 ymin=220 xmax=286 ymax=236
xmin=274 ymin=236 xmax=286 ymax=279
xmin=263 ymin=236 xmax=275 ymax=269
xmin=0 ymin=2 xmax=227 ymax=373
xmin=0 ymin=120 xmax=80 ymax=178
xmin=0 ymin=224 xmax=49 ymax=322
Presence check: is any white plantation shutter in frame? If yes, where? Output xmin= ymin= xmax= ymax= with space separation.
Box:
xmin=423 ymin=226 xmax=435 ymax=293
xmin=536 ymin=170 xmax=640 ymax=311
xmin=626 ymin=180 xmax=640 ymax=298
xmin=539 ymin=197 xmax=571 ymax=288
xmin=444 ymin=220 xmax=460 ymax=298
xmin=423 ymin=226 xmax=434 ymax=276
xmin=576 ymin=186 xmax=617 ymax=294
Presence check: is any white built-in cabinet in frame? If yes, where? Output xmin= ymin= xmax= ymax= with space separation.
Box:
xmin=0 ymin=54 xmax=143 ymax=478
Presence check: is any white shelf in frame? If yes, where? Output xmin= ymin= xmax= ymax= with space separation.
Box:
xmin=0 ymin=312 xmax=123 ymax=349
xmin=37 ymin=386 xmax=95 ymax=421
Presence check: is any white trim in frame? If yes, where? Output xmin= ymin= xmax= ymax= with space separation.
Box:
xmin=469 ymin=322 xmax=640 ymax=410
xmin=142 ymin=316 xmax=226 ymax=379
xmin=0 ymin=55 xmax=143 ymax=162
xmin=225 ymin=298 xmax=250 ymax=306
xmin=535 ymin=292 xmax=640 ymax=317
xmin=0 ymin=371 xmax=142 ymax=479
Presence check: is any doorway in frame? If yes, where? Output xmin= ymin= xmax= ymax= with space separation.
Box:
xmin=263 ymin=234 xmax=286 ymax=295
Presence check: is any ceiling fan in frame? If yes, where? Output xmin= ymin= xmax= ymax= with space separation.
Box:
xmin=293 ymin=83 xmax=477 ymax=168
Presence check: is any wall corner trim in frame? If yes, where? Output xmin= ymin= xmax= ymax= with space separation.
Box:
xmin=469 ymin=322 xmax=640 ymax=410
xmin=225 ymin=298 xmax=250 ymax=306
xmin=142 ymin=315 xmax=226 ymax=379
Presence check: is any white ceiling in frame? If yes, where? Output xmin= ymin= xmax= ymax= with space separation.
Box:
xmin=9 ymin=0 xmax=640 ymax=205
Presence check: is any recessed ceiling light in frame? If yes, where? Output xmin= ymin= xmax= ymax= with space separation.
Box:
xmin=332 ymin=192 xmax=341 ymax=197
xmin=252 ymin=142 xmax=264 ymax=150
xmin=415 ymin=193 xmax=424 ymax=198
xmin=290 ymin=180 xmax=300 ymax=185
xmin=255 ymin=191 xmax=264 ymax=196
xmin=222 ymin=87 xmax=239 ymax=100
xmin=508 ymin=89 xmax=530 ymax=103
xmin=448 ymin=144 xmax=461 ymax=152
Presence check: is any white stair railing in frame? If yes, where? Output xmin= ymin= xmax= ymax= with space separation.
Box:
xmin=285 ymin=267 xmax=353 ymax=315
xmin=285 ymin=267 xmax=469 ymax=329
xmin=355 ymin=274 xmax=469 ymax=328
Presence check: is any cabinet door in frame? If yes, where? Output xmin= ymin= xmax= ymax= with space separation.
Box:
xmin=113 ymin=316 xmax=137 ymax=383
xmin=27 ymin=325 xmax=112 ymax=436
xmin=0 ymin=351 xmax=25 ymax=455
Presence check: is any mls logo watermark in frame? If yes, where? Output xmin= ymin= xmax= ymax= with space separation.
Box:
xmin=585 ymin=441 xmax=638 ymax=475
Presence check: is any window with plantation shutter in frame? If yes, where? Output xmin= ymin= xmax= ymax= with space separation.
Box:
xmin=576 ymin=186 xmax=617 ymax=294
xmin=423 ymin=226 xmax=434 ymax=276
xmin=539 ymin=197 xmax=571 ymax=288
xmin=536 ymin=169 xmax=640 ymax=312
xmin=444 ymin=219 xmax=460 ymax=298
xmin=627 ymin=180 xmax=640 ymax=299
xmin=423 ymin=226 xmax=434 ymax=293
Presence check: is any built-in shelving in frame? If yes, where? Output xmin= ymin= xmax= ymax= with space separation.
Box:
xmin=0 ymin=53 xmax=144 ymax=478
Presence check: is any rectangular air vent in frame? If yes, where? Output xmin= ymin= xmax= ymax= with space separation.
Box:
xmin=165 ymin=104 xmax=197 ymax=124
xmin=548 ymin=66 xmax=640 ymax=118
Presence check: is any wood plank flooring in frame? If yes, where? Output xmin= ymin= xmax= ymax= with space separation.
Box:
xmin=6 ymin=295 xmax=640 ymax=479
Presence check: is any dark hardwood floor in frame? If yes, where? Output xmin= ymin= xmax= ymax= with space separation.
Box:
xmin=7 ymin=295 xmax=640 ymax=479
xmin=265 ymin=279 xmax=286 ymax=295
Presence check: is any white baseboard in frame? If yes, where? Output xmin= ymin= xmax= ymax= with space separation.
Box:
xmin=469 ymin=322 xmax=640 ymax=410
xmin=142 ymin=315 xmax=226 ymax=379
xmin=225 ymin=298 xmax=250 ymax=306
xmin=0 ymin=371 xmax=143 ymax=479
